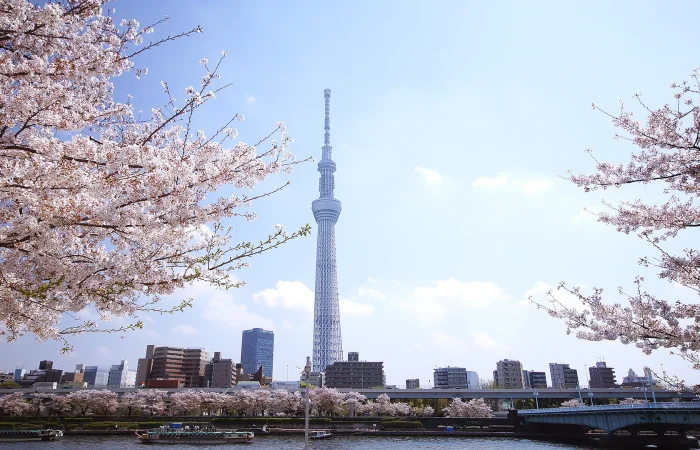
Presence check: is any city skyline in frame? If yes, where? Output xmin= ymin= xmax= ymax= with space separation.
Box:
xmin=0 ymin=0 xmax=699 ymax=387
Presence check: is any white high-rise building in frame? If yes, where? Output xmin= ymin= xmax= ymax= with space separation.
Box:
xmin=311 ymin=89 xmax=343 ymax=373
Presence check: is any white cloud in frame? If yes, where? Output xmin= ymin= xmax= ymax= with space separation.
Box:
xmin=339 ymin=299 xmax=374 ymax=316
xmin=472 ymin=173 xmax=552 ymax=196
xmin=472 ymin=173 xmax=508 ymax=190
xmin=357 ymin=287 xmax=385 ymax=300
xmin=414 ymin=167 xmax=443 ymax=185
xmin=172 ymin=324 xmax=198 ymax=335
xmin=246 ymin=95 xmax=256 ymax=104
xmin=513 ymin=179 xmax=552 ymax=196
xmin=412 ymin=279 xmax=510 ymax=308
xmin=192 ymin=282 xmax=275 ymax=331
xmin=253 ymin=281 xmax=314 ymax=311
xmin=472 ymin=331 xmax=503 ymax=351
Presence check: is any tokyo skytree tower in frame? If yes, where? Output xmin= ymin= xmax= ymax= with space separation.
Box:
xmin=311 ymin=89 xmax=343 ymax=372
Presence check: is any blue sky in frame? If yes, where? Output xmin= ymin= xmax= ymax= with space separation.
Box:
xmin=4 ymin=0 xmax=700 ymax=387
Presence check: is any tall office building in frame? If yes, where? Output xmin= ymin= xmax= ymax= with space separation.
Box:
xmin=495 ymin=359 xmax=525 ymax=389
xmin=241 ymin=328 xmax=274 ymax=378
xmin=311 ymin=89 xmax=344 ymax=373
xmin=549 ymin=363 xmax=579 ymax=389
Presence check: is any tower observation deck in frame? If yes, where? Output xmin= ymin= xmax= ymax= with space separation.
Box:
xmin=311 ymin=89 xmax=343 ymax=373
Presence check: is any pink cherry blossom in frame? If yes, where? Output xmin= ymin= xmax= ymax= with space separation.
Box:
xmin=0 ymin=0 xmax=311 ymax=348
xmin=535 ymin=68 xmax=700 ymax=372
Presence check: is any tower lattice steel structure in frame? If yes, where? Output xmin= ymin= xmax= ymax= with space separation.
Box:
xmin=311 ymin=89 xmax=343 ymax=372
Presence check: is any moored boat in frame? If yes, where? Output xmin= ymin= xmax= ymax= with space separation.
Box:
xmin=136 ymin=425 xmax=254 ymax=445
xmin=0 ymin=429 xmax=63 ymax=442
xmin=309 ymin=430 xmax=331 ymax=440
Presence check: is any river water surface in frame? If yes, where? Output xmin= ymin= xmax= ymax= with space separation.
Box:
xmin=14 ymin=435 xmax=600 ymax=449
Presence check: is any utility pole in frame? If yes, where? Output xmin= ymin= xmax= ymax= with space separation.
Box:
xmin=304 ymin=356 xmax=311 ymax=447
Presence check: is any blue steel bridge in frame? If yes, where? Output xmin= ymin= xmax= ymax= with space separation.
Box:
xmin=517 ymin=402 xmax=700 ymax=434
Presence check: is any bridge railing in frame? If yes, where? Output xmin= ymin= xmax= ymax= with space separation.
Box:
xmin=519 ymin=402 xmax=700 ymax=415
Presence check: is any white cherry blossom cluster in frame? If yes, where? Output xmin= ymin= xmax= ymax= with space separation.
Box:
xmin=0 ymin=0 xmax=311 ymax=348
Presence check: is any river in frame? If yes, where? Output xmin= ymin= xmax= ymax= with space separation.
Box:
xmin=16 ymin=435 xmax=599 ymax=449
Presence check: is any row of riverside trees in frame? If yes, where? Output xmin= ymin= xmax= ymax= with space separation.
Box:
xmin=0 ymin=386 xmax=657 ymax=418
xmin=0 ymin=388 xmax=506 ymax=418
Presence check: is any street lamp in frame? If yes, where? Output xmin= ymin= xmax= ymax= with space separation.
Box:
xmin=533 ymin=390 xmax=539 ymax=410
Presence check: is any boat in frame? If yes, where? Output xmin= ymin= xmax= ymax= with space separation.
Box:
xmin=136 ymin=425 xmax=254 ymax=445
xmin=0 ymin=429 xmax=63 ymax=442
xmin=309 ymin=430 xmax=332 ymax=440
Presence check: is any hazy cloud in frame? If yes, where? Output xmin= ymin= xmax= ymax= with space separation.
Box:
xmin=172 ymin=324 xmax=198 ymax=335
xmin=472 ymin=173 xmax=508 ymax=190
xmin=414 ymin=167 xmax=443 ymax=185
xmin=339 ymin=298 xmax=374 ymax=315
xmin=472 ymin=173 xmax=552 ymax=196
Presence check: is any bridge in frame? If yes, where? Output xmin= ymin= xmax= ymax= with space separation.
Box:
xmin=0 ymin=387 xmax=694 ymax=401
xmin=518 ymin=402 xmax=700 ymax=433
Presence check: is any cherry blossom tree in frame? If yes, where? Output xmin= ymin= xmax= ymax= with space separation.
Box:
xmin=422 ymin=405 xmax=435 ymax=417
xmin=170 ymin=390 xmax=203 ymax=416
xmin=309 ymin=388 xmax=344 ymax=416
xmin=442 ymin=398 xmax=493 ymax=418
xmin=535 ymin=67 xmax=700 ymax=371
xmin=560 ymin=399 xmax=582 ymax=408
xmin=342 ymin=391 xmax=366 ymax=417
xmin=118 ymin=391 xmax=142 ymax=416
xmin=89 ymin=389 xmax=119 ymax=415
xmin=370 ymin=393 xmax=397 ymax=416
xmin=135 ymin=389 xmax=167 ymax=416
xmin=0 ymin=392 xmax=31 ymax=416
xmin=0 ymin=0 xmax=310 ymax=349
xmin=392 ymin=402 xmax=412 ymax=416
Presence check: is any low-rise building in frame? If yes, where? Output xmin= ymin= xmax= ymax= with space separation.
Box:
xmin=208 ymin=352 xmax=236 ymax=388
xmin=84 ymin=366 xmax=110 ymax=387
xmin=523 ymin=370 xmax=547 ymax=389
xmin=550 ymin=363 xmax=579 ymax=389
xmin=108 ymin=360 xmax=136 ymax=388
xmin=621 ymin=367 xmax=656 ymax=388
xmin=589 ymin=362 xmax=617 ymax=388
xmin=324 ymin=352 xmax=384 ymax=389
xmin=466 ymin=371 xmax=480 ymax=389
xmin=434 ymin=367 xmax=468 ymax=389
xmin=406 ymin=379 xmax=420 ymax=389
